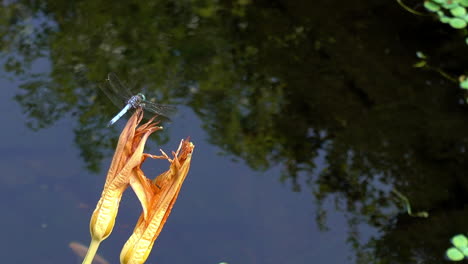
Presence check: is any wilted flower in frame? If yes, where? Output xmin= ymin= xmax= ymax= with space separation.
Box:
xmin=82 ymin=107 xmax=194 ymax=264
xmin=83 ymin=108 xmax=162 ymax=264
xmin=120 ymin=139 xmax=195 ymax=264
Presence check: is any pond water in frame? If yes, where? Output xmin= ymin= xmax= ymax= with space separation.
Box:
xmin=1 ymin=1 xmax=468 ymax=264
xmin=1 ymin=71 xmax=371 ymax=264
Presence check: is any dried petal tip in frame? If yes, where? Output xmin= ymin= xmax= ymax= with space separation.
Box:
xmin=120 ymin=139 xmax=194 ymax=264
xmin=85 ymin=108 xmax=163 ymax=264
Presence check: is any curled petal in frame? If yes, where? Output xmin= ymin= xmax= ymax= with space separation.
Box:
xmin=120 ymin=139 xmax=195 ymax=264
xmin=84 ymin=109 xmax=163 ymax=264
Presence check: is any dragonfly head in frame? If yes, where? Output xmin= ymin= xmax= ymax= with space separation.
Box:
xmin=137 ymin=93 xmax=146 ymax=101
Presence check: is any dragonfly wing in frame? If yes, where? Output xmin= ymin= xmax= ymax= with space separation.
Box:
xmin=98 ymin=83 xmax=126 ymax=108
xmin=107 ymin=72 xmax=134 ymax=99
xmin=141 ymin=101 xmax=177 ymax=119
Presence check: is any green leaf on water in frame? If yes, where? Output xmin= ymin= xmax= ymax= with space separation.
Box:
xmin=444 ymin=3 xmax=459 ymax=9
xmin=461 ymin=0 xmax=468 ymax=7
xmin=460 ymin=80 xmax=468 ymax=89
xmin=447 ymin=247 xmax=464 ymax=261
xmin=451 ymin=6 xmax=467 ymax=16
xmin=452 ymin=234 xmax=468 ymax=248
xmin=425 ymin=1 xmax=441 ymax=11
xmin=450 ymin=18 xmax=467 ymax=28
xmin=441 ymin=16 xmax=451 ymax=23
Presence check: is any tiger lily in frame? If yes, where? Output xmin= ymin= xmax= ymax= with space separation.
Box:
xmin=83 ymin=108 xmax=162 ymax=264
xmin=120 ymin=139 xmax=195 ymax=264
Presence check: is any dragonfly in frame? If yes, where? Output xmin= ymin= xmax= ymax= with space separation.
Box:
xmin=100 ymin=73 xmax=177 ymax=126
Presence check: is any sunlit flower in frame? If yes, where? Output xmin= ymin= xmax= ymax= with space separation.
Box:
xmin=83 ymin=108 xmax=162 ymax=264
xmin=120 ymin=139 xmax=195 ymax=264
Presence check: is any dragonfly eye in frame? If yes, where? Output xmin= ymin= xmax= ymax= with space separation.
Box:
xmin=138 ymin=93 xmax=146 ymax=101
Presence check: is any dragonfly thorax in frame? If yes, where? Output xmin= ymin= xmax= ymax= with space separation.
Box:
xmin=103 ymin=73 xmax=176 ymax=126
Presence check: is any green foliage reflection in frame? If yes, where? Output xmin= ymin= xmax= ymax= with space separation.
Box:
xmin=3 ymin=1 xmax=468 ymax=263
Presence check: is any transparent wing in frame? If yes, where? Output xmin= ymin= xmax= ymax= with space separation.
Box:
xmin=107 ymin=72 xmax=134 ymax=99
xmin=104 ymin=73 xmax=177 ymax=121
xmin=98 ymin=82 xmax=127 ymax=108
xmin=141 ymin=100 xmax=178 ymax=119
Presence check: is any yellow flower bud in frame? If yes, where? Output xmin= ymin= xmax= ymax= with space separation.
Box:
xmin=83 ymin=108 xmax=162 ymax=264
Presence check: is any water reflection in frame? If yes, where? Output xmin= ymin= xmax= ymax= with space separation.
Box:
xmin=2 ymin=0 xmax=468 ymax=263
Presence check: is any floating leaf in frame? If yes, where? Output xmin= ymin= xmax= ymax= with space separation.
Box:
xmin=447 ymin=247 xmax=464 ymax=261
xmin=461 ymin=0 xmax=468 ymax=7
xmin=444 ymin=3 xmax=460 ymax=9
xmin=452 ymin=234 xmax=468 ymax=248
xmin=450 ymin=18 xmax=467 ymax=28
xmin=441 ymin=15 xmax=452 ymax=23
xmin=451 ymin=6 xmax=467 ymax=16
xmin=460 ymin=80 xmax=468 ymax=89
xmin=425 ymin=1 xmax=441 ymax=11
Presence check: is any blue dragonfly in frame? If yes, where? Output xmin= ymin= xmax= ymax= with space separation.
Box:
xmin=100 ymin=73 xmax=177 ymax=126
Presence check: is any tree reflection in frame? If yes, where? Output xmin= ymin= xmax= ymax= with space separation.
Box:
xmin=3 ymin=0 xmax=468 ymax=263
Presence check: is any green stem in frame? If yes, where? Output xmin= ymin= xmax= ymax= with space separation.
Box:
xmin=391 ymin=188 xmax=429 ymax=218
xmin=82 ymin=239 xmax=101 ymax=264
xmin=396 ymin=0 xmax=428 ymax=16
xmin=429 ymin=66 xmax=459 ymax=83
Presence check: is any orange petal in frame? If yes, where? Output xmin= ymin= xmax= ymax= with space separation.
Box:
xmin=89 ymin=109 xmax=162 ymax=243
xmin=120 ymin=139 xmax=195 ymax=264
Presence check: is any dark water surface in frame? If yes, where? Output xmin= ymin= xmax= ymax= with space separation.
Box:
xmin=0 ymin=76 xmax=361 ymax=264
xmin=2 ymin=1 xmax=468 ymax=264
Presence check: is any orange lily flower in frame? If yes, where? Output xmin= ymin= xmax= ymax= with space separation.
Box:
xmin=83 ymin=108 xmax=162 ymax=264
xmin=120 ymin=139 xmax=195 ymax=264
